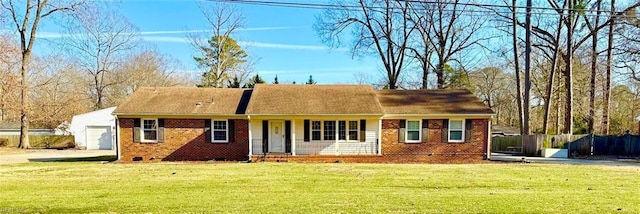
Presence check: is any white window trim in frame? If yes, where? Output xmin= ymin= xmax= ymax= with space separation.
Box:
xmin=211 ymin=119 xmax=229 ymax=143
xmin=338 ymin=120 xmax=347 ymax=141
xmin=311 ymin=120 xmax=322 ymax=141
xmin=323 ymin=121 xmax=337 ymax=141
xmin=405 ymin=120 xmax=422 ymax=143
xmin=141 ymin=118 xmax=158 ymax=143
xmin=341 ymin=120 xmax=359 ymax=142
xmin=448 ymin=119 xmax=465 ymax=143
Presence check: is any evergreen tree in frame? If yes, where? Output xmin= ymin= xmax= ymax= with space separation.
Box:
xmin=194 ymin=35 xmax=247 ymax=88
xmin=243 ymin=74 xmax=266 ymax=88
xmin=226 ymin=76 xmax=242 ymax=88
xmin=306 ymin=75 xmax=317 ymax=85
xmin=273 ymin=75 xmax=279 ymax=84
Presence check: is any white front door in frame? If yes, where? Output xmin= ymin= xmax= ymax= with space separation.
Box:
xmin=269 ymin=121 xmax=285 ymax=153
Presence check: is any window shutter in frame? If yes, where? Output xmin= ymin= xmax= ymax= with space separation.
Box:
xmin=303 ymin=120 xmax=310 ymax=142
xmin=228 ymin=120 xmax=235 ymax=142
xmin=360 ymin=119 xmax=366 ymax=142
xmin=158 ymin=119 xmax=165 ymax=143
xmin=285 ymin=121 xmax=291 ymax=153
xmin=422 ymin=119 xmax=429 ymax=143
xmin=204 ymin=119 xmax=211 ymax=142
xmin=465 ymin=119 xmax=472 ymax=142
xmin=398 ymin=119 xmax=406 ymax=143
xmin=133 ymin=118 xmax=141 ymax=143
xmin=442 ymin=119 xmax=449 ymax=143
xmin=262 ymin=120 xmax=269 ymax=153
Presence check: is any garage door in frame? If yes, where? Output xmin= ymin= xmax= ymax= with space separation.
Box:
xmin=86 ymin=126 xmax=113 ymax=150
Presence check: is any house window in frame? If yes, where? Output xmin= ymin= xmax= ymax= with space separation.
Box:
xmin=324 ymin=121 xmax=336 ymax=140
xmin=142 ymin=119 xmax=158 ymax=142
xmin=348 ymin=121 xmax=358 ymax=141
xmin=338 ymin=121 xmax=346 ymax=140
xmin=212 ymin=120 xmax=228 ymax=142
xmin=311 ymin=121 xmax=321 ymax=141
xmin=449 ymin=119 xmax=464 ymax=142
xmin=406 ymin=120 xmax=421 ymax=142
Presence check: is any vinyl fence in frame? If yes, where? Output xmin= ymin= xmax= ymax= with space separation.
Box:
xmin=0 ymin=135 xmax=75 ymax=148
xmin=492 ymin=134 xmax=640 ymax=157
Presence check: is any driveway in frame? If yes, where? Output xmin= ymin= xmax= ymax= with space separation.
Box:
xmin=490 ymin=153 xmax=640 ymax=167
xmin=0 ymin=149 xmax=116 ymax=165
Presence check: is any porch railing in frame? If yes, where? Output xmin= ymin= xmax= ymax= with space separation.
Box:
xmin=251 ymin=138 xmax=378 ymax=155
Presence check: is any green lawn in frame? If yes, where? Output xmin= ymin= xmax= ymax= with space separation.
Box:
xmin=0 ymin=162 xmax=638 ymax=213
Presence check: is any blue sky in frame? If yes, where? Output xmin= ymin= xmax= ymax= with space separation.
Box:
xmin=39 ymin=0 xmax=381 ymax=84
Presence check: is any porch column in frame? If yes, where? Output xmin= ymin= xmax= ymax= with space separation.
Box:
xmin=378 ymin=118 xmax=382 ymax=155
xmin=248 ymin=116 xmax=253 ymax=157
xmin=335 ymin=120 xmax=339 ymax=155
xmin=291 ymin=120 xmax=296 ymax=156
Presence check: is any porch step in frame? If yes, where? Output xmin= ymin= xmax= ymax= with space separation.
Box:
xmin=256 ymin=154 xmax=290 ymax=162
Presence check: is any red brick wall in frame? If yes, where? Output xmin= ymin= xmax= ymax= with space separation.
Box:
xmin=380 ymin=119 xmax=488 ymax=163
xmin=118 ymin=118 xmax=249 ymax=162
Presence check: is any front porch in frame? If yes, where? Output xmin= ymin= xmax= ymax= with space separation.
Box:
xmin=249 ymin=118 xmax=381 ymax=157
xmin=251 ymin=139 xmax=379 ymax=156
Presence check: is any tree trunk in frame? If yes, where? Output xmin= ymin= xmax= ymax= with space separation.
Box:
xmin=523 ymin=0 xmax=532 ymax=135
xmin=421 ymin=48 xmax=430 ymax=89
xmin=555 ymin=89 xmax=561 ymax=134
xmin=18 ymin=52 xmax=31 ymax=149
xmin=511 ymin=0 xmax=524 ymax=134
xmin=602 ymin=0 xmax=615 ymax=134
xmin=436 ymin=62 xmax=445 ymax=89
xmin=589 ymin=0 xmax=602 ymax=134
xmin=542 ymin=20 xmax=563 ymax=134
xmin=563 ymin=0 xmax=574 ymax=135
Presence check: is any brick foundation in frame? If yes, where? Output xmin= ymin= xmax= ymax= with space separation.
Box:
xmin=119 ymin=118 xmax=249 ymax=162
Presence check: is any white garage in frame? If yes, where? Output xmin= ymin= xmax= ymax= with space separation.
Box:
xmin=70 ymin=107 xmax=116 ymax=150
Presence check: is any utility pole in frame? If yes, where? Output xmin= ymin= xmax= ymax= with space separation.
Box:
xmin=523 ymin=0 xmax=532 ymax=135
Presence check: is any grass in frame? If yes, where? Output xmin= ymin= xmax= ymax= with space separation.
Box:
xmin=0 ymin=162 xmax=638 ymax=213
xmin=36 ymin=155 xmax=118 ymax=162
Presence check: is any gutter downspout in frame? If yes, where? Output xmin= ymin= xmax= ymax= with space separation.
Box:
xmin=114 ymin=115 xmax=120 ymax=161
xmin=247 ymin=115 xmax=252 ymax=161
xmin=486 ymin=116 xmax=492 ymax=160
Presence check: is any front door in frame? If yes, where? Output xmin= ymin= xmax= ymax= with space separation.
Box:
xmin=269 ymin=121 xmax=285 ymax=153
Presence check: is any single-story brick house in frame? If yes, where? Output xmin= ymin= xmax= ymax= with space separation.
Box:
xmin=113 ymin=84 xmax=494 ymax=163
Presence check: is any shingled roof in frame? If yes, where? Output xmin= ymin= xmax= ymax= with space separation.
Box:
xmin=113 ymin=87 xmax=251 ymax=116
xmin=376 ymin=89 xmax=494 ymax=115
xmin=246 ymin=84 xmax=384 ymax=115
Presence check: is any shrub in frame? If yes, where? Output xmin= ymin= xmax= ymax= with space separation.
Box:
xmin=0 ymin=138 xmax=7 ymax=147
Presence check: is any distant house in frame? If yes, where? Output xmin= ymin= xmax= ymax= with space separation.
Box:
xmin=491 ymin=124 xmax=521 ymax=136
xmin=69 ymin=107 xmax=116 ymax=150
xmin=113 ymin=85 xmax=494 ymax=163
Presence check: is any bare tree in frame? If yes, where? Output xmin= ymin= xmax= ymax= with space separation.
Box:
xmin=417 ymin=0 xmax=490 ymax=89
xmin=584 ymin=0 xmax=603 ymax=134
xmin=1 ymin=0 xmax=84 ymax=149
xmin=64 ymin=5 xmax=140 ymax=110
xmin=315 ymin=0 xmax=414 ymax=89
xmin=29 ymin=56 xmax=90 ymax=128
xmin=0 ymin=34 xmax=20 ymax=123
xmin=510 ymin=0 xmax=524 ymax=134
xmin=406 ymin=1 xmax=434 ymax=89
xmin=189 ymin=1 xmax=252 ymax=88
xmin=108 ymin=48 xmax=194 ymax=105
xmin=601 ymin=0 xmax=616 ymax=134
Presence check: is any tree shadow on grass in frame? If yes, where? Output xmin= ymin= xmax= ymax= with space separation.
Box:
xmin=28 ymin=155 xmax=117 ymax=162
